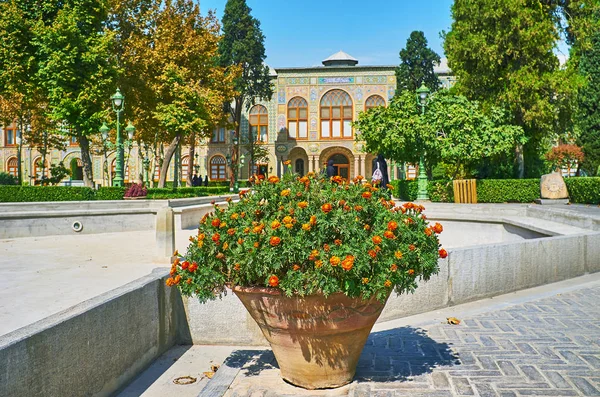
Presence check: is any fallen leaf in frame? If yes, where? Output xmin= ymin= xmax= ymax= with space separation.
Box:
xmin=203 ymin=371 xmax=215 ymax=379
xmin=447 ymin=317 xmax=461 ymax=325
xmin=210 ymin=364 xmax=220 ymax=372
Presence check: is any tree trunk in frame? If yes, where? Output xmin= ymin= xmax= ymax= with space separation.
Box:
xmin=79 ymin=135 xmax=94 ymax=187
xmin=187 ymin=136 xmax=195 ymax=187
xmin=158 ymin=134 xmax=181 ymax=188
xmin=231 ymin=97 xmax=243 ymax=188
xmin=515 ymin=143 xmax=524 ymax=179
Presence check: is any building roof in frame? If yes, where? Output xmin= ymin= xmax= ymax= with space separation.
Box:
xmin=434 ymin=58 xmax=451 ymax=74
xmin=322 ymin=50 xmax=359 ymax=67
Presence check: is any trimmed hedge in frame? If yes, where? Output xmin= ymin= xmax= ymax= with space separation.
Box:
xmin=0 ymin=186 xmax=96 ymax=202
xmin=476 ymin=179 xmax=539 ymax=203
xmin=146 ymin=186 xmax=230 ymax=199
xmin=392 ymin=180 xmax=453 ymax=202
xmin=565 ymin=177 xmax=600 ymax=204
xmin=96 ymin=187 xmax=127 ymax=200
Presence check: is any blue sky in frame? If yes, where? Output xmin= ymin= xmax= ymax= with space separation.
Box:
xmin=199 ymin=0 xmax=455 ymax=68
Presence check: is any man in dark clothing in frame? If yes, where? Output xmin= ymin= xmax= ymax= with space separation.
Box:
xmin=326 ymin=159 xmax=336 ymax=178
xmin=375 ymin=154 xmax=390 ymax=189
xmin=203 ymin=175 xmax=209 ymax=186
xmin=192 ymin=174 xmax=199 ymax=187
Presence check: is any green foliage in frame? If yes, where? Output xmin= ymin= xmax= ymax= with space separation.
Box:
xmin=576 ymin=29 xmax=600 ymax=176
xmin=476 ymin=179 xmax=540 ymax=203
xmin=443 ymin=0 xmax=581 ymax=177
xmin=48 ymin=162 xmax=71 ymax=185
xmin=565 ymin=177 xmax=600 ymax=204
xmin=169 ymin=171 xmax=444 ymax=303
xmin=0 ymin=172 xmax=18 ymax=186
xmin=146 ymin=186 xmax=229 ymax=199
xmin=0 ymin=186 xmax=95 ymax=202
xmin=395 ymin=31 xmax=440 ymax=94
xmin=391 ymin=180 xmax=453 ymax=203
xmin=96 ymin=186 xmax=126 ymax=200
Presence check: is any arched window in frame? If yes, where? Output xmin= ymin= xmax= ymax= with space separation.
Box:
xmin=210 ymin=155 xmax=227 ymax=181
xmin=328 ymin=154 xmax=350 ymax=179
xmin=249 ymin=105 xmax=268 ymax=143
xmin=365 ymin=95 xmax=385 ymax=110
xmin=295 ymin=159 xmax=305 ymax=176
xmin=287 ymin=97 xmax=308 ymax=139
xmin=111 ymin=158 xmax=130 ymax=183
xmin=320 ymin=90 xmax=353 ymax=139
xmin=33 ymin=157 xmax=50 ymax=181
xmin=6 ymin=157 xmax=18 ymax=177
xmin=181 ymin=156 xmax=189 ymax=182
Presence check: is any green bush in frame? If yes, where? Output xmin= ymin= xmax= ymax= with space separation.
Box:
xmin=0 ymin=186 xmax=96 ymax=202
xmin=391 ymin=180 xmax=453 ymax=202
xmin=0 ymin=172 xmax=18 ymax=185
xmin=96 ymin=187 xmax=127 ymax=200
xmin=565 ymin=177 xmax=600 ymax=204
xmin=476 ymin=179 xmax=539 ymax=203
xmin=146 ymin=186 xmax=230 ymax=199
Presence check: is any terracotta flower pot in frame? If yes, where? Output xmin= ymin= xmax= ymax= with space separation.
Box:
xmin=232 ymin=285 xmax=389 ymax=389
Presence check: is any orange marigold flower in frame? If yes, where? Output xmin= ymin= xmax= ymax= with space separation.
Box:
xmin=237 ymin=238 xmax=244 ymax=245
xmin=253 ymin=242 xmax=260 ymax=248
xmin=374 ymin=245 xmax=381 ymax=252
xmin=372 ymin=235 xmax=383 ymax=245
xmin=439 ymin=248 xmax=448 ymax=259
xmin=216 ymin=252 xmax=225 ymax=260
xmin=283 ymin=159 xmax=292 ymax=166
xmin=408 ymin=269 xmax=415 ymax=275
xmin=339 ymin=199 xmax=346 ymax=206
xmin=230 ymin=213 xmax=239 ymax=220
xmin=387 ymin=221 xmax=398 ymax=231
xmin=296 ymin=192 xmax=303 ymax=198
xmin=198 ymin=233 xmax=206 ymax=241
xmin=425 ymin=228 xmax=433 ymax=236
xmin=302 ymin=223 xmax=311 ymax=231
xmin=289 ymin=208 xmax=295 ymax=215
xmin=315 ymin=260 xmax=324 ymax=268
xmin=285 ymin=223 xmax=293 ymax=229
xmin=409 ymin=244 xmax=416 ymax=251
xmin=356 ymin=175 xmax=364 ymax=181
xmin=354 ymin=205 xmax=363 ymax=211
xmin=391 ymin=264 xmax=398 ymax=272
xmin=219 ymin=222 xmax=227 ymax=229
xmin=299 ymin=176 xmax=309 ymax=184
xmin=362 ymin=191 xmax=372 ymax=199
xmin=180 ymin=261 xmax=189 ymax=270
xmin=310 ymin=215 xmax=317 ymax=225
xmin=334 ymin=239 xmax=342 ymax=246
xmin=362 ymin=278 xmax=369 ymax=284
xmin=329 ymin=256 xmax=341 ymax=266
xmin=268 ymin=275 xmax=279 ymax=287
xmin=384 ymin=280 xmax=392 ymax=288
xmin=364 ymin=224 xmax=371 ymax=231
xmin=323 ymin=243 xmax=330 ymax=252
xmin=174 ymin=275 xmax=181 ymax=284
xmin=197 ymin=240 xmax=204 ymax=248
xmin=268 ymin=176 xmax=280 ymax=184
xmin=234 ymin=263 xmax=241 ymax=271
xmin=186 ymin=278 xmax=192 ymax=285
xmin=321 ymin=203 xmax=333 ymax=213
xmin=212 ymin=233 xmax=220 ymax=243
xmin=293 ymin=264 xmax=301 ymax=271
xmin=341 ymin=255 xmax=354 ymax=271
xmin=332 ymin=175 xmax=343 ymax=184
xmin=271 ymin=220 xmax=281 ymax=230
xmin=211 ymin=218 xmax=221 ymax=227
xmin=243 ymin=227 xmax=250 ymax=234
xmin=252 ymin=225 xmax=264 ymax=234
xmin=283 ymin=216 xmax=293 ymax=224
xmin=386 ymin=184 xmax=394 ymax=190
xmin=173 ymin=257 xmax=180 ymax=267
xmin=384 ymin=230 xmax=395 ymax=239
xmin=222 ymin=242 xmax=229 ymax=250
xmin=166 ymin=278 xmax=175 ymax=287
xmin=433 ymin=223 xmax=443 ymax=234
xmin=394 ymin=251 xmax=403 ymax=259
xmin=368 ymin=249 xmax=377 ymax=258
xmin=227 ymin=228 xmax=236 ymax=236
xmin=298 ymin=201 xmax=308 ymax=209
xmin=281 ymin=189 xmax=291 ymax=197
xmin=270 ymin=236 xmax=281 ymax=246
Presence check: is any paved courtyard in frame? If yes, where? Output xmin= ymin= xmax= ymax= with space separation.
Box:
xmin=217 ymin=277 xmax=600 ymax=397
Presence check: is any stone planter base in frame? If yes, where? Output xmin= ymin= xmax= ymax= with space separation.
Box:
xmin=233 ymin=286 xmax=388 ymax=389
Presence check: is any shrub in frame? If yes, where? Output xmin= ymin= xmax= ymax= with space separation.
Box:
xmin=0 ymin=186 xmax=95 ymax=202
xmin=167 ymin=171 xmax=446 ymax=303
xmin=146 ymin=186 xmax=230 ymax=199
xmin=124 ymin=183 xmax=147 ymax=198
xmin=0 ymin=172 xmax=18 ymax=186
xmin=476 ymin=179 xmax=539 ymax=203
xmin=565 ymin=177 xmax=600 ymax=204
xmin=96 ymin=187 xmax=127 ymax=200
xmin=391 ymin=180 xmax=453 ymax=202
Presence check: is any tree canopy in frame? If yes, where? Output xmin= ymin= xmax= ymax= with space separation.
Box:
xmin=395 ymin=31 xmax=441 ymax=94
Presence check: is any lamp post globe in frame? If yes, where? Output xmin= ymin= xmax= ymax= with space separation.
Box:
xmin=125 ymin=122 xmax=135 ymax=141
xmin=100 ymin=123 xmax=110 ymax=141
xmin=110 ymin=88 xmax=126 ymax=187
xmin=415 ymin=83 xmax=430 ymax=201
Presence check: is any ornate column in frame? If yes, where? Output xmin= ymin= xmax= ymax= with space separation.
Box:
xmin=354 ymin=156 xmax=360 ymax=178
xmin=308 ymin=155 xmax=314 ymax=174
xmin=313 ymin=156 xmax=320 ymax=174
xmin=360 ymin=156 xmax=366 ymax=179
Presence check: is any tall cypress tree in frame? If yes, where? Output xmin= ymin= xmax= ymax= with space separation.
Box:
xmin=395 ymin=31 xmax=441 ymax=94
xmin=576 ymin=29 xmax=600 ymax=175
xmin=219 ymin=0 xmax=273 ymax=180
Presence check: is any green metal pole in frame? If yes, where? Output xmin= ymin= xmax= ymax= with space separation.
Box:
xmin=416 ymin=103 xmax=429 ymax=201
xmin=114 ymin=110 xmax=124 ymax=187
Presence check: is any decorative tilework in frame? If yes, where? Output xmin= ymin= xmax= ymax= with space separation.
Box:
xmin=356 ymin=76 xmax=363 ymax=84
xmin=287 ymin=86 xmax=308 ymax=97
xmin=364 ymin=76 xmax=388 ymax=84
xmin=310 ymin=116 xmax=317 ymax=131
xmin=278 ymin=88 xmax=286 ymax=104
xmin=286 ymin=77 xmax=309 ymax=85
xmin=310 ymin=77 xmax=317 ymax=85
xmin=310 ymin=88 xmax=317 ymax=102
xmin=278 ymin=104 xmax=286 ymax=114
xmin=388 ymin=87 xmax=395 ymax=100
xmin=309 ymin=105 xmax=318 ymax=113
xmin=318 ymin=77 xmax=354 ymax=84
xmin=277 ymin=115 xmax=286 ymax=131
xmin=355 ymin=87 xmax=363 ymax=102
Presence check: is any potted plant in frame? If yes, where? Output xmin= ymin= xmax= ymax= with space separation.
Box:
xmin=167 ymin=167 xmax=446 ymax=389
xmin=123 ymin=182 xmax=147 ymax=200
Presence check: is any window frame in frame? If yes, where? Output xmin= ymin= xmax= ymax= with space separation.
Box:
xmin=249 ymin=105 xmax=269 ymax=143
xmin=287 ymin=97 xmax=308 ymax=140
xmin=209 ymin=155 xmax=227 ymax=181
xmin=364 ymin=95 xmax=386 ymax=111
xmin=211 ymin=127 xmax=226 ymax=143
xmin=4 ymin=127 xmax=16 ymax=147
xmin=6 ymin=157 xmax=18 ymax=177
xmin=319 ymin=90 xmax=353 ymax=140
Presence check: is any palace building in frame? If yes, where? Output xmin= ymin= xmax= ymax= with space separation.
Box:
xmin=0 ymin=51 xmax=454 ymax=186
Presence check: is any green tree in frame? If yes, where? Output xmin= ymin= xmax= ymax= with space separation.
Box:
xmin=34 ymin=0 xmax=117 ymax=187
xmin=443 ymin=0 xmax=578 ymax=178
xmin=395 ymin=31 xmax=441 ymax=94
xmin=219 ymin=0 xmax=273 ymax=182
xmin=576 ymin=29 xmax=600 ymax=176
xmin=354 ymin=91 xmax=525 ymax=178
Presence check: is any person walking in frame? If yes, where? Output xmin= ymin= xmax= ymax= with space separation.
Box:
xmin=326 ymin=159 xmax=336 ymax=179
xmin=372 ymin=154 xmax=390 ymax=189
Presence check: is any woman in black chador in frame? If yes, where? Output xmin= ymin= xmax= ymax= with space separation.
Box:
xmin=373 ymin=154 xmax=390 ymax=189
xmin=326 ymin=159 xmax=336 ymax=178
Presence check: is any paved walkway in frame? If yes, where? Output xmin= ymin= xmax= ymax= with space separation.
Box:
xmin=219 ymin=277 xmax=600 ymax=397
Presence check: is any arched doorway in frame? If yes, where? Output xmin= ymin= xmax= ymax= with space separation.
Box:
xmin=70 ymin=158 xmax=83 ymax=180
xmin=328 ymin=153 xmax=350 ymax=179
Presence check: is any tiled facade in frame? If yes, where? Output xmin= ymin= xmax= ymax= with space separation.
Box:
xmin=0 ymin=52 xmax=454 ymax=186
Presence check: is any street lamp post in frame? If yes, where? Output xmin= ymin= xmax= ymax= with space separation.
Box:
xmin=416 ymin=83 xmax=430 ymax=201
xmin=15 ymin=128 xmax=22 ymax=185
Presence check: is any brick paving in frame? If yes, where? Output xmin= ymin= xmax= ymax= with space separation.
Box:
xmin=221 ymin=284 xmax=600 ymax=397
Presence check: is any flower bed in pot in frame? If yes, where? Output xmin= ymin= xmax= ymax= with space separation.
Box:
xmin=167 ymin=168 xmax=446 ymax=389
